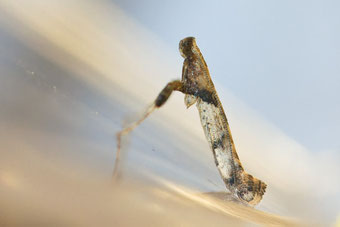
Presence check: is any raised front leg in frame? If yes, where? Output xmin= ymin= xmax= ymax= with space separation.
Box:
xmin=155 ymin=80 xmax=184 ymax=107
xmin=113 ymin=80 xmax=185 ymax=180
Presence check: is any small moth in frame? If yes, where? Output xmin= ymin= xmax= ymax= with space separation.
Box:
xmin=114 ymin=37 xmax=266 ymax=206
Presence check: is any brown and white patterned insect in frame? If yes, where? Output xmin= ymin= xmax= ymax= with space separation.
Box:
xmin=114 ymin=37 xmax=267 ymax=206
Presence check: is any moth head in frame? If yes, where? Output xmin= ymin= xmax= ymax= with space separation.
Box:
xmin=179 ymin=37 xmax=199 ymax=58
xmin=236 ymin=173 xmax=267 ymax=206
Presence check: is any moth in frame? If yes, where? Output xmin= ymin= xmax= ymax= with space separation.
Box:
xmin=114 ymin=37 xmax=266 ymax=206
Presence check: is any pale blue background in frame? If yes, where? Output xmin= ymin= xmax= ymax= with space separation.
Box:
xmin=113 ymin=0 xmax=340 ymax=153
xmin=0 ymin=1 xmax=338 ymax=223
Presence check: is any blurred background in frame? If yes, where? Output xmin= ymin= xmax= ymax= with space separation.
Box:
xmin=0 ymin=0 xmax=339 ymax=226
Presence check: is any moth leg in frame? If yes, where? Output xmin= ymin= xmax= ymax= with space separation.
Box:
xmin=155 ymin=80 xmax=184 ymax=107
xmin=113 ymin=80 xmax=185 ymax=180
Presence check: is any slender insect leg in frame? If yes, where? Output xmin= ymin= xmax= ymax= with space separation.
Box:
xmin=113 ymin=104 xmax=156 ymax=180
xmin=113 ymin=80 xmax=185 ymax=180
xmin=155 ymin=80 xmax=184 ymax=107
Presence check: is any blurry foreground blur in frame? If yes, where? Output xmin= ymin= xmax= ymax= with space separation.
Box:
xmin=0 ymin=0 xmax=339 ymax=226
